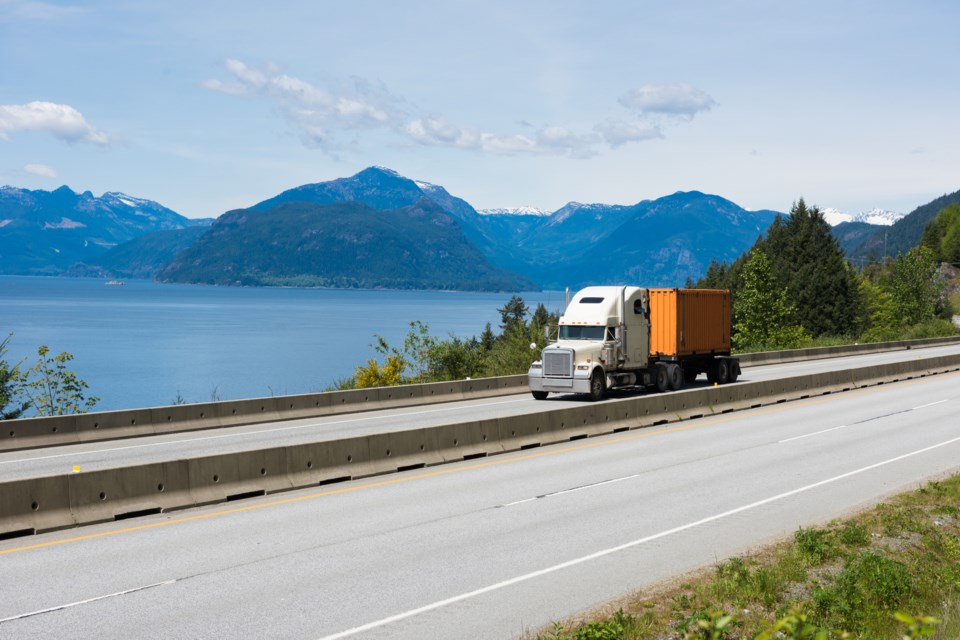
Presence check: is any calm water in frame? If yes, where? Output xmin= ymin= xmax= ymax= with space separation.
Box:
xmin=0 ymin=276 xmax=564 ymax=412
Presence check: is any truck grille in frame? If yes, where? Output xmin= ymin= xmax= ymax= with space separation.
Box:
xmin=543 ymin=350 xmax=573 ymax=377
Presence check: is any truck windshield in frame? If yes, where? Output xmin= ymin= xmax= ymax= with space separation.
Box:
xmin=559 ymin=325 xmax=606 ymax=340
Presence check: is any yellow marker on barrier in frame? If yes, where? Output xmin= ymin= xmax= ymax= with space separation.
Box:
xmin=72 ymin=465 xmax=80 ymax=473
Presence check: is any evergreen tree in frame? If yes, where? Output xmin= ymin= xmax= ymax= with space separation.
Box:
xmin=733 ymin=250 xmax=809 ymax=351
xmin=0 ymin=333 xmax=30 ymax=420
xmin=759 ymin=199 xmax=860 ymax=338
xmin=920 ymin=203 xmax=960 ymax=265
xmin=497 ymin=295 xmax=528 ymax=333
xmin=479 ymin=322 xmax=496 ymax=352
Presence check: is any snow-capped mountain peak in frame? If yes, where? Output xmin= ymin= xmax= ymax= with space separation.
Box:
xmin=477 ymin=206 xmax=551 ymax=216
xmin=413 ymin=179 xmax=439 ymax=193
xmin=821 ymin=207 xmax=905 ymax=227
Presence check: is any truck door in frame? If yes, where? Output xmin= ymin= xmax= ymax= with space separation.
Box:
xmin=628 ymin=290 xmax=649 ymax=363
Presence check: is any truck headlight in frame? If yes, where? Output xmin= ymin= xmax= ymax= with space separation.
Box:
xmin=576 ymin=364 xmax=589 ymax=371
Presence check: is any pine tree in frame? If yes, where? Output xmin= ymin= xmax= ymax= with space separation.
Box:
xmin=759 ymin=199 xmax=860 ymax=338
xmin=479 ymin=322 xmax=496 ymax=352
xmin=497 ymin=295 xmax=528 ymax=333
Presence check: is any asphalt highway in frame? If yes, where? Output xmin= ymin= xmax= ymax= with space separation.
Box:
xmin=1 ymin=366 xmax=958 ymax=638
xmin=1 ymin=344 xmax=959 ymax=482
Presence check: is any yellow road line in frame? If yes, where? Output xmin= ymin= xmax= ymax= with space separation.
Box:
xmin=2 ymin=371 xmax=955 ymax=557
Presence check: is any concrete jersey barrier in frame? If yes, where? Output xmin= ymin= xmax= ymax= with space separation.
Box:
xmin=2 ymin=352 xmax=958 ymax=539
xmin=0 ymin=375 xmax=529 ymax=453
xmin=3 ymin=335 xmax=959 ymax=453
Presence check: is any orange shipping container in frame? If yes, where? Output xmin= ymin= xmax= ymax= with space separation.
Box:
xmin=648 ymin=289 xmax=731 ymax=357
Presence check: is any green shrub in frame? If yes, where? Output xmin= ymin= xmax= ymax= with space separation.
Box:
xmin=794 ymin=528 xmax=835 ymax=564
xmin=813 ymin=551 xmax=914 ymax=633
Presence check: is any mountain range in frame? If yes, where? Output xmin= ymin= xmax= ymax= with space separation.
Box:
xmin=157 ymin=199 xmax=534 ymax=291
xmin=845 ymin=189 xmax=960 ymax=262
xmin=0 ymin=185 xmax=210 ymax=274
xmin=820 ymin=208 xmax=905 ymax=227
xmin=3 ymin=168 xmax=956 ymax=291
xmin=189 ymin=166 xmax=780 ymax=289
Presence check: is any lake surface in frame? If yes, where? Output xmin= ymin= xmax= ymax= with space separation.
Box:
xmin=0 ymin=276 xmax=565 ymax=412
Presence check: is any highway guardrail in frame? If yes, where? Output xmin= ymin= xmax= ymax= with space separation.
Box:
xmin=735 ymin=335 xmax=960 ymax=366
xmin=2 ymin=352 xmax=958 ymax=539
xmin=0 ymin=374 xmax=528 ymax=453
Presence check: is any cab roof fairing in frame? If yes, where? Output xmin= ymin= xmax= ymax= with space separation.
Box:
xmin=558 ymin=286 xmax=647 ymax=326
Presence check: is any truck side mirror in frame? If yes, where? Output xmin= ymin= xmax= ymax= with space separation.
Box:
xmin=544 ymin=325 xmax=550 ymax=339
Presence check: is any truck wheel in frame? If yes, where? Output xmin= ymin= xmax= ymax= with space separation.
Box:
xmin=589 ymin=369 xmax=606 ymax=401
xmin=727 ymin=359 xmax=740 ymax=383
xmin=531 ymin=390 xmax=549 ymax=400
xmin=667 ymin=363 xmax=683 ymax=391
xmin=715 ymin=359 xmax=730 ymax=384
xmin=708 ymin=359 xmax=730 ymax=384
xmin=654 ymin=364 xmax=670 ymax=393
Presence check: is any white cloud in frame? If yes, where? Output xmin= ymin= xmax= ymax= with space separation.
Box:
xmin=594 ymin=119 xmax=663 ymax=148
xmin=206 ymin=60 xmax=404 ymax=150
xmin=0 ymin=101 xmax=111 ymax=145
xmin=619 ymin=84 xmax=717 ymax=118
xmin=404 ymin=117 xmax=598 ymax=157
xmin=204 ymin=60 xmax=713 ymax=157
xmin=24 ymin=163 xmax=57 ymax=177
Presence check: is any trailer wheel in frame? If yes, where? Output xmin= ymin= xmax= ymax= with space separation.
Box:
xmin=589 ymin=369 xmax=606 ymax=401
xmin=717 ymin=358 xmax=730 ymax=384
xmin=531 ymin=391 xmax=548 ymax=400
xmin=667 ymin=363 xmax=683 ymax=391
xmin=708 ymin=359 xmax=730 ymax=384
xmin=727 ymin=359 xmax=740 ymax=383
xmin=654 ymin=364 xmax=670 ymax=393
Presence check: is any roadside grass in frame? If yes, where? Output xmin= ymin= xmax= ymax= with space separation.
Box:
xmin=532 ymin=474 xmax=960 ymax=640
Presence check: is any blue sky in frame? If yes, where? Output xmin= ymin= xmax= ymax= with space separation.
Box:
xmin=2 ymin=0 xmax=958 ymax=219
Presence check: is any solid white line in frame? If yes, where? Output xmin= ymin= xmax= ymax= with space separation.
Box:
xmin=315 ymin=434 xmax=960 ymax=640
xmin=0 ymin=397 xmax=528 ymax=467
xmin=779 ymin=425 xmax=848 ymax=443
xmin=913 ymin=399 xmax=948 ymax=410
xmin=0 ymin=580 xmax=175 ymax=624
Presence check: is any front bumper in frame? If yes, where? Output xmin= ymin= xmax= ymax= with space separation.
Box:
xmin=528 ymin=368 xmax=592 ymax=394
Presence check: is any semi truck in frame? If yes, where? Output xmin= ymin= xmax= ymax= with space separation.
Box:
xmin=528 ymin=286 xmax=740 ymax=401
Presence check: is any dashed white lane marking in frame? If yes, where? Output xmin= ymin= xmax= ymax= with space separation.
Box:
xmin=0 ymin=580 xmax=175 ymax=624
xmin=913 ymin=399 xmax=948 ymax=410
xmin=779 ymin=425 xmax=849 ymax=443
xmin=499 ymin=473 xmax=643 ymax=507
xmin=779 ymin=397 xmax=950 ymax=444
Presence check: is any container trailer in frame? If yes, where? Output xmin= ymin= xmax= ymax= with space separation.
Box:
xmin=528 ymin=286 xmax=740 ymax=400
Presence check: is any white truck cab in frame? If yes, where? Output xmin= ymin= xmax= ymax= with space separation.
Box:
xmin=528 ymin=286 xmax=650 ymax=401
